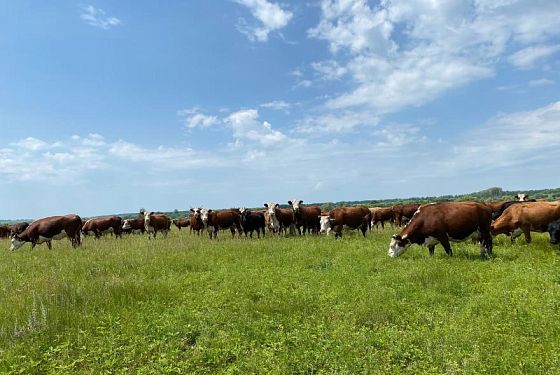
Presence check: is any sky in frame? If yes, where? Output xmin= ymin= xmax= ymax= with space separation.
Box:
xmin=1 ymin=0 xmax=559 ymax=219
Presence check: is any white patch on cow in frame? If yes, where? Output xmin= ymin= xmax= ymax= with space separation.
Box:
xmin=122 ymin=220 xmax=131 ymax=230
xmin=512 ymin=228 xmax=524 ymax=240
xmin=132 ymin=229 xmax=142 ymax=234
xmin=101 ymin=228 xmax=114 ymax=235
xmin=388 ymin=237 xmax=411 ymax=257
xmin=9 ymin=237 xmax=26 ymax=251
xmin=422 ymin=236 xmax=439 ymax=248
xmin=402 ymin=234 xmax=408 ymax=240
xmin=319 ymin=216 xmax=331 ymax=234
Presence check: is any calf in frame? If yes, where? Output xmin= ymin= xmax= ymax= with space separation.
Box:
xmin=189 ymin=208 xmax=205 ymax=235
xmin=144 ymin=212 xmax=171 ymax=239
xmin=122 ymin=217 xmax=145 ymax=234
xmin=548 ymin=219 xmax=560 ymax=245
xmin=491 ymin=201 xmax=560 ymax=243
xmin=370 ymin=207 xmax=394 ymax=229
xmin=239 ymin=208 xmax=266 ymax=238
xmin=389 ymin=202 xmax=493 ymax=258
xmin=82 ymin=216 xmax=123 ymax=239
xmin=288 ymin=199 xmax=321 ymax=235
xmin=200 ymin=209 xmax=242 ymax=240
xmin=392 ymin=203 xmax=421 ymax=226
xmin=319 ymin=207 xmax=371 ymax=238
xmin=10 ymin=214 xmax=83 ymax=250
xmin=173 ymin=218 xmax=190 ymax=230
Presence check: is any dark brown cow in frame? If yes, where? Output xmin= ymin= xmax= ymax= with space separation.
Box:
xmin=144 ymin=212 xmax=171 ymax=239
xmin=122 ymin=217 xmax=145 ymax=234
xmin=319 ymin=206 xmax=371 ymax=238
xmin=10 ymin=214 xmax=83 ymax=250
xmin=490 ymin=201 xmax=560 ymax=243
xmin=200 ymin=208 xmax=242 ymax=239
xmin=288 ymin=199 xmax=321 ymax=235
xmin=389 ymin=202 xmax=493 ymax=257
xmin=82 ymin=216 xmax=123 ymax=239
xmin=189 ymin=208 xmax=205 ymax=235
xmin=370 ymin=207 xmax=394 ymax=229
xmin=173 ymin=218 xmax=190 ymax=230
xmin=392 ymin=203 xmax=421 ymax=226
xmin=264 ymin=203 xmax=295 ymax=235
xmin=0 ymin=225 xmax=11 ymax=238
xmin=484 ymin=201 xmax=509 ymax=213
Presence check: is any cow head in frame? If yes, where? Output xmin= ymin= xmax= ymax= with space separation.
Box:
xmin=288 ymin=200 xmax=304 ymax=215
xmin=548 ymin=221 xmax=560 ymax=245
xmin=200 ymin=209 xmax=212 ymax=226
xmin=264 ymin=203 xmax=279 ymax=217
xmin=122 ymin=219 xmax=131 ymax=230
xmin=318 ymin=215 xmax=333 ymax=235
xmin=388 ymin=234 xmax=412 ymax=257
xmin=9 ymin=234 xmax=25 ymax=251
xmin=517 ymin=193 xmax=528 ymax=201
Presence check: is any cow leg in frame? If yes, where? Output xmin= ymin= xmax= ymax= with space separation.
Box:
xmin=231 ymin=227 xmax=237 ymax=238
xmin=480 ymin=231 xmax=493 ymax=258
xmin=46 ymin=241 xmax=52 ymax=250
xmin=360 ymin=224 xmax=367 ymax=237
xmin=440 ymin=237 xmax=453 ymax=256
xmin=523 ymin=227 xmax=532 ymax=244
xmin=428 ymin=246 xmax=435 ymax=255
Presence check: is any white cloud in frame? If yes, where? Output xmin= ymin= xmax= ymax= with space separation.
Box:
xmin=528 ymin=78 xmax=555 ymax=86
xmin=12 ymin=137 xmax=50 ymax=151
xmin=178 ymin=108 xmax=221 ymax=129
xmin=235 ymin=0 xmax=293 ymax=42
xmin=508 ymin=44 xmax=560 ymax=69
xmin=306 ymin=0 xmax=560 ymax=120
xmin=261 ymin=100 xmax=291 ymax=110
xmin=80 ymin=5 xmax=121 ymax=30
xmin=225 ymin=109 xmax=287 ymax=145
xmin=295 ymin=110 xmax=378 ymax=134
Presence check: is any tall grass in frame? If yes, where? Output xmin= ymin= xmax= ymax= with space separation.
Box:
xmin=1 ymin=228 xmax=559 ymax=373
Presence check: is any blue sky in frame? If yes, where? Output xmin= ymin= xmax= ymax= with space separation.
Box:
xmin=1 ymin=0 xmax=559 ymax=219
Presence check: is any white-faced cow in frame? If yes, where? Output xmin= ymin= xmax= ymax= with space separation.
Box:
xmin=491 ymin=201 xmax=560 ymax=243
xmin=388 ymin=202 xmax=493 ymax=258
xmin=10 ymin=214 xmax=83 ymax=251
xmin=264 ymin=203 xmax=295 ymax=236
xmin=144 ymin=212 xmax=171 ymax=239
xmin=200 ymin=208 xmax=242 ymax=240
xmin=189 ymin=208 xmax=205 ymax=235
xmin=288 ymin=200 xmax=321 ymax=235
xmin=122 ymin=217 xmax=145 ymax=234
xmin=318 ymin=207 xmax=371 ymax=238
xmin=82 ymin=216 xmax=123 ymax=239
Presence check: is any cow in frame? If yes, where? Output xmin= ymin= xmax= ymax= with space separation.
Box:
xmin=319 ymin=207 xmax=371 ymax=238
xmin=517 ymin=193 xmax=529 ymax=202
xmin=263 ymin=206 xmax=280 ymax=234
xmin=189 ymin=208 xmax=205 ymax=235
xmin=10 ymin=214 xmax=83 ymax=251
xmin=370 ymin=207 xmax=394 ymax=229
xmin=388 ymin=202 xmax=493 ymax=258
xmin=491 ymin=200 xmax=536 ymax=220
xmin=122 ymin=217 xmax=145 ymax=234
xmin=0 ymin=225 xmax=11 ymax=238
xmin=144 ymin=212 xmax=171 ymax=239
xmin=81 ymin=216 xmax=123 ymax=239
xmin=392 ymin=203 xmax=421 ymax=226
xmin=9 ymin=222 xmax=29 ymax=236
xmin=264 ymin=203 xmax=295 ymax=236
xmin=173 ymin=218 xmax=190 ymax=230
xmin=548 ymin=219 xmax=560 ymax=245
xmin=490 ymin=201 xmax=560 ymax=243
xmin=239 ymin=208 xmax=266 ymax=238
xmin=288 ymin=200 xmax=321 ymax=235
xmin=200 ymin=208 xmax=242 ymax=239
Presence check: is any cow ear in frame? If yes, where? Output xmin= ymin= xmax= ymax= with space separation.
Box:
xmin=208 ymin=209 xmax=213 ymax=213
xmin=299 ymin=200 xmax=303 ymax=205
xmin=190 ymin=208 xmax=195 ymax=212
xmin=288 ymin=200 xmax=293 ymax=205
xmin=264 ymin=203 xmax=268 ymax=208
xmin=275 ymin=203 xmax=279 ymax=208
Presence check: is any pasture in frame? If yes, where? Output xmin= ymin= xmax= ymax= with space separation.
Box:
xmin=1 ymin=228 xmax=559 ymax=374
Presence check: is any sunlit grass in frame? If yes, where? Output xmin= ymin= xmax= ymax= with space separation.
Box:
xmin=1 ymin=228 xmax=559 ymax=373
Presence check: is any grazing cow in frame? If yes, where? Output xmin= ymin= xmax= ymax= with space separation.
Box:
xmin=392 ymin=203 xmax=421 ymax=226
xmin=173 ymin=218 xmax=190 ymax=230
xmin=491 ymin=201 xmax=560 ymax=243
xmin=82 ymin=216 xmax=123 ymax=239
xmin=10 ymin=214 xmax=83 ymax=251
xmin=319 ymin=207 xmax=371 ymax=238
xmin=491 ymin=200 xmax=536 ymax=220
xmin=122 ymin=217 xmax=145 ymax=234
xmin=548 ymin=219 xmax=560 ymax=245
xmin=288 ymin=200 xmax=321 ymax=235
xmin=264 ymin=203 xmax=295 ymax=235
xmin=9 ymin=222 xmax=30 ymax=236
xmin=388 ymin=202 xmax=493 ymax=258
xmin=144 ymin=212 xmax=171 ymax=239
xmin=200 ymin=208 xmax=242 ymax=239
xmin=370 ymin=207 xmax=394 ymax=229
xmin=239 ymin=208 xmax=266 ymax=238
xmin=189 ymin=208 xmax=205 ymax=235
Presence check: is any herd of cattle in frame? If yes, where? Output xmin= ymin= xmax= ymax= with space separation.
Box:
xmin=2 ymin=194 xmax=560 ymax=257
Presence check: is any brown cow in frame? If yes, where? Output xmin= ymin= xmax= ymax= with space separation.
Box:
xmin=389 ymin=202 xmax=493 ymax=257
xmin=490 ymin=201 xmax=560 ymax=243
xmin=392 ymin=203 xmax=421 ymax=226
xmin=288 ymin=200 xmax=321 ymax=235
xmin=0 ymin=225 xmax=11 ymax=238
xmin=319 ymin=207 xmax=371 ymax=238
xmin=10 ymin=214 xmax=83 ymax=250
xmin=200 ymin=208 xmax=242 ymax=239
xmin=144 ymin=212 xmax=171 ymax=239
xmin=122 ymin=217 xmax=145 ymax=234
xmin=264 ymin=203 xmax=295 ymax=235
xmin=370 ymin=207 xmax=394 ymax=229
xmin=189 ymin=208 xmax=205 ymax=235
xmin=173 ymin=218 xmax=190 ymax=230
xmin=82 ymin=216 xmax=123 ymax=239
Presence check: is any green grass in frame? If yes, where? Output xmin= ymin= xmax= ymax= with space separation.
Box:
xmin=1 ymin=228 xmax=559 ymax=374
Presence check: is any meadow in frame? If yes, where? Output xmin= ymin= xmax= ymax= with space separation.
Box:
xmin=1 ymin=228 xmax=559 ymax=374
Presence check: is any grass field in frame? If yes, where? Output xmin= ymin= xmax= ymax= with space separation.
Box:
xmin=1 ymin=228 xmax=559 ymax=374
